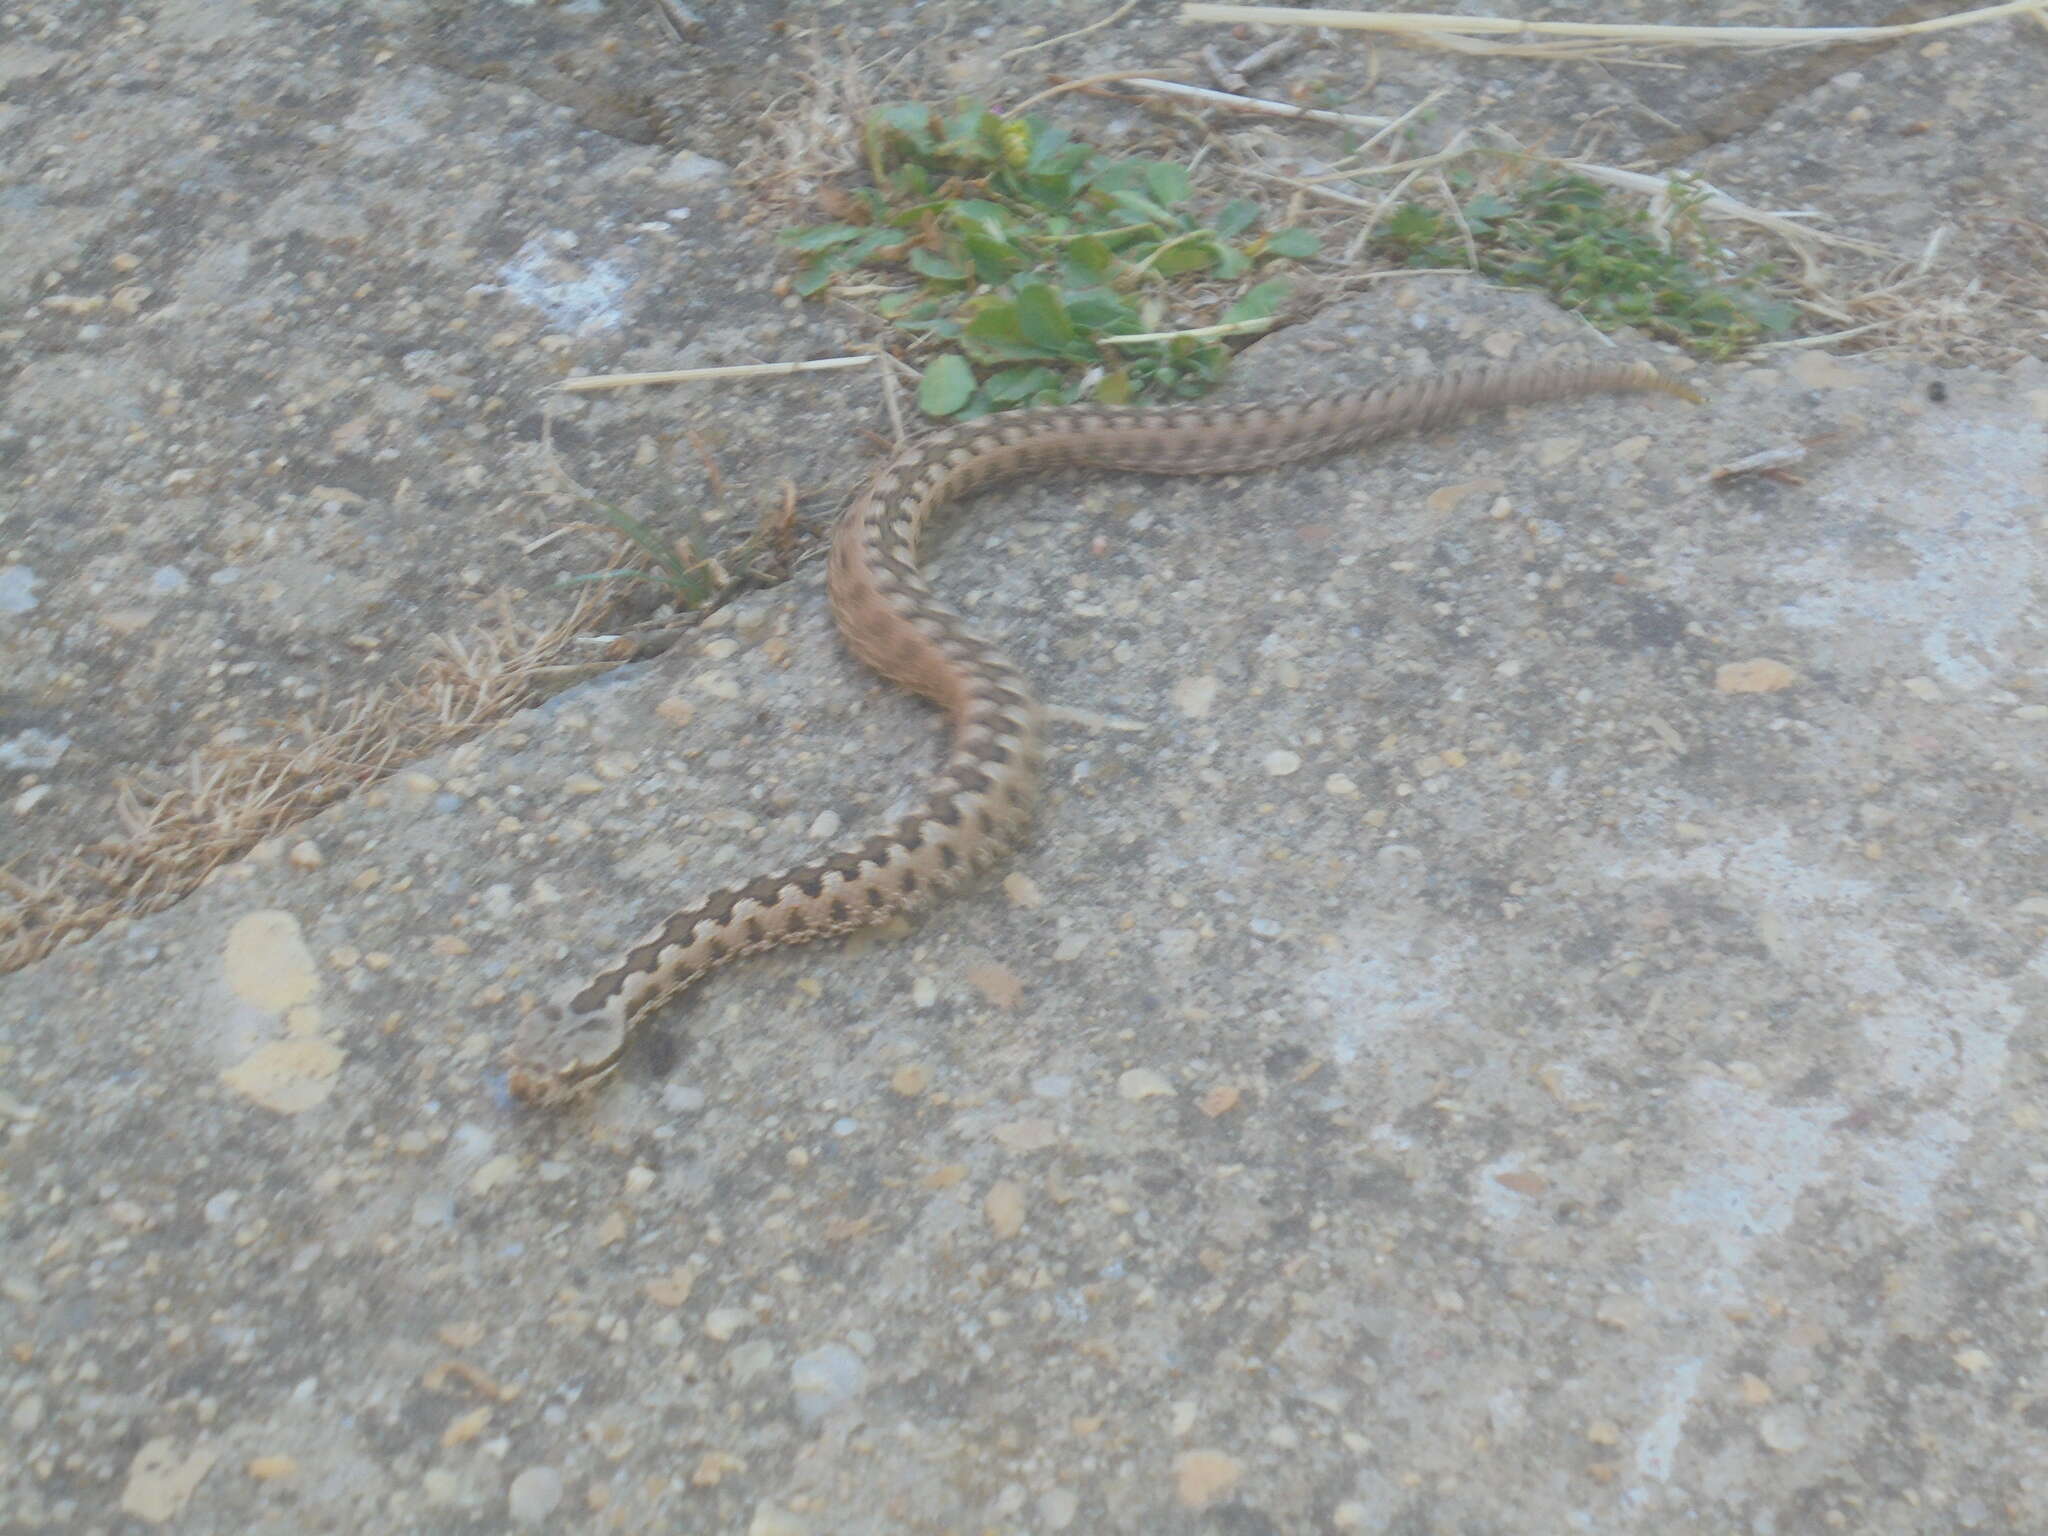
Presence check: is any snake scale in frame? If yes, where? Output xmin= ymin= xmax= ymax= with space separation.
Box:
xmin=507 ymin=357 xmax=1697 ymax=1103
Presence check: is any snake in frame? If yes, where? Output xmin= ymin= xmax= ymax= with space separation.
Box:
xmin=506 ymin=357 xmax=1698 ymax=1103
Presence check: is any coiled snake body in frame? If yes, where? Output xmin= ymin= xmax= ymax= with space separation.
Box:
xmin=507 ymin=359 xmax=1696 ymax=1102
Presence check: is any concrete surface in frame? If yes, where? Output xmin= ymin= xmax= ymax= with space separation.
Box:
xmin=4 ymin=2 xmax=2047 ymax=1533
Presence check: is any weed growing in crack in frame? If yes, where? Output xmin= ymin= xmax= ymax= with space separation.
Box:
xmin=779 ymin=99 xmax=1320 ymax=419
xmin=1375 ymin=172 xmax=1797 ymax=359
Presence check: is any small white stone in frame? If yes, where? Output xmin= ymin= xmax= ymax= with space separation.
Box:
xmin=660 ymin=150 xmax=731 ymax=186
xmin=704 ymin=1307 xmax=752 ymax=1341
xmin=729 ymin=1339 xmax=777 ymax=1384
xmin=1171 ymin=675 xmax=1219 ymax=719
xmin=1263 ymin=748 xmax=1302 ymax=776
xmin=747 ymin=1504 xmax=811 ymax=1536
xmin=507 ymin=1465 xmax=562 ymax=1524
xmin=1757 ymin=1406 xmax=1809 ymax=1452
xmin=662 ymin=1083 xmax=707 ymax=1114
xmin=1323 ymin=773 xmax=1358 ymax=796
xmin=1118 ymin=1068 xmax=1176 ymax=1101
xmin=790 ymin=1343 xmax=867 ymax=1422
xmin=411 ymin=1193 xmax=455 ymax=1227
xmin=0 ymin=564 xmax=41 ymax=613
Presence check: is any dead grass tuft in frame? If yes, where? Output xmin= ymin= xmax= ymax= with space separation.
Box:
xmin=734 ymin=44 xmax=912 ymax=220
xmin=1779 ymin=216 xmax=2048 ymax=365
xmin=0 ymin=595 xmax=603 ymax=975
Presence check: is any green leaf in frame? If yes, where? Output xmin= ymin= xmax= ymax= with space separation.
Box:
xmin=791 ymin=262 xmax=838 ymax=297
xmin=1263 ymin=228 xmax=1320 ymax=259
xmin=1214 ymin=199 xmax=1260 ymax=238
xmin=1152 ymin=239 xmax=1218 ymax=277
xmin=1106 ymin=189 xmax=1176 ymax=228
xmin=961 ymin=302 xmax=1064 ymax=362
xmin=1090 ymin=160 xmax=1143 ymax=192
xmin=938 ymin=105 xmax=1005 ymax=163
xmin=870 ymin=102 xmax=938 ymax=152
xmin=778 ymin=223 xmax=870 ymax=252
xmin=1022 ymin=121 xmax=1069 ymax=170
xmin=950 ymin=199 xmax=1013 ymax=235
xmin=1063 ymin=288 xmax=1140 ymax=333
xmin=1060 ymin=235 xmax=1115 ymax=284
xmin=1144 ymin=162 xmax=1192 ymax=207
xmin=961 ymin=232 xmax=1027 ymax=285
xmin=1222 ymin=278 xmax=1289 ymax=324
xmin=918 ymin=354 xmax=976 ymax=416
xmin=898 ymin=313 xmax=963 ymax=339
xmin=1012 ymin=283 xmax=1075 ymax=351
xmin=907 ymin=246 xmax=968 ymax=281
xmin=845 ymin=228 xmax=905 ymax=263
xmin=983 ymin=365 xmax=1062 ymax=404
xmin=1017 ymin=169 xmax=1073 ymax=209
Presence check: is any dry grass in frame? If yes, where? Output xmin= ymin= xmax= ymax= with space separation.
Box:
xmin=1180 ymin=1 xmax=2048 ymax=57
xmin=0 ymin=596 xmax=603 ymax=974
xmin=2 ymin=459 xmax=813 ymax=975
xmin=1798 ymin=216 xmax=2048 ymax=366
xmin=733 ymin=46 xmax=913 ymax=221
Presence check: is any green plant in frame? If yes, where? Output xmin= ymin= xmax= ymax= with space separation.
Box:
xmin=559 ymin=501 xmax=719 ymax=606
xmin=780 ymin=100 xmax=1319 ymax=418
xmin=1376 ymin=172 xmax=1796 ymax=359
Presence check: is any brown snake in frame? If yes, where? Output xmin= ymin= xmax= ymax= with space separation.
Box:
xmin=506 ymin=358 xmax=1698 ymax=1102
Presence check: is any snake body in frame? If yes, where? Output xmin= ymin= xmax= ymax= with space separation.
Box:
xmin=506 ymin=358 xmax=1696 ymax=1102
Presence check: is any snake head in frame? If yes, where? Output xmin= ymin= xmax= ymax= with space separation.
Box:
xmin=506 ymin=989 xmax=630 ymax=1105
